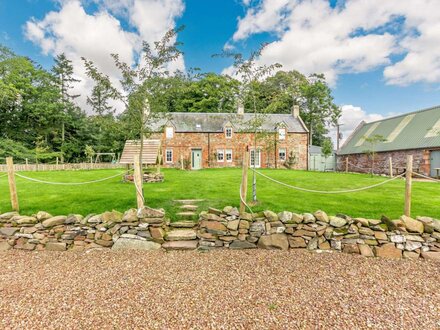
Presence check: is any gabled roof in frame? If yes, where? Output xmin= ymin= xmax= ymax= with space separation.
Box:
xmin=120 ymin=140 xmax=160 ymax=164
xmin=151 ymin=112 xmax=308 ymax=133
xmin=338 ymin=105 xmax=440 ymax=155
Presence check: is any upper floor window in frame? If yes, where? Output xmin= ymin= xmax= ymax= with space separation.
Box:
xmin=225 ymin=127 xmax=233 ymax=139
xmin=165 ymin=126 xmax=174 ymax=139
xmin=278 ymin=128 xmax=286 ymax=140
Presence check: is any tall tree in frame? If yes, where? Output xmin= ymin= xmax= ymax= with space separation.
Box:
xmin=217 ymin=45 xmax=282 ymax=201
xmin=52 ymin=53 xmax=80 ymax=162
xmin=83 ymin=27 xmax=183 ymax=191
xmin=87 ymin=76 xmax=115 ymax=116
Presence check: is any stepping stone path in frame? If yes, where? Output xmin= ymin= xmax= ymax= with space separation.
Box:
xmin=163 ymin=199 xmax=204 ymax=251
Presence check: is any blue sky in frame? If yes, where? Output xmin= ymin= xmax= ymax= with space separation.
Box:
xmin=1 ymin=0 xmax=440 ymax=138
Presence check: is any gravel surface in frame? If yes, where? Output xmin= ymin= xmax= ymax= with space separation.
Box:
xmin=0 ymin=249 xmax=439 ymax=329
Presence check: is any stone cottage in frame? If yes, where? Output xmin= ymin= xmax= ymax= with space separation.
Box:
xmin=337 ymin=105 xmax=440 ymax=177
xmin=146 ymin=105 xmax=309 ymax=170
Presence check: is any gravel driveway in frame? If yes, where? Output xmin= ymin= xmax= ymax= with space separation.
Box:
xmin=0 ymin=249 xmax=439 ymax=329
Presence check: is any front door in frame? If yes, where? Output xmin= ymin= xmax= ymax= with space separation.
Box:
xmin=430 ymin=150 xmax=440 ymax=177
xmin=250 ymin=148 xmax=261 ymax=168
xmin=191 ymin=149 xmax=202 ymax=170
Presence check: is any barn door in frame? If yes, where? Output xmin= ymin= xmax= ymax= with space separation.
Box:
xmin=430 ymin=151 xmax=440 ymax=177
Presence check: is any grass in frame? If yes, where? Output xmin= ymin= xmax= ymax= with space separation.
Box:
xmin=0 ymin=168 xmax=439 ymax=220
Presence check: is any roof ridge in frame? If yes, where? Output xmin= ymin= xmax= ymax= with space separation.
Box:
xmin=365 ymin=104 xmax=440 ymax=125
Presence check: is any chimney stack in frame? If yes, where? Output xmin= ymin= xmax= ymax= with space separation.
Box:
xmin=292 ymin=105 xmax=300 ymax=118
xmin=237 ymin=100 xmax=244 ymax=115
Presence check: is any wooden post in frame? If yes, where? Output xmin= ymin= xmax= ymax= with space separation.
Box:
xmin=157 ymin=146 xmax=161 ymax=174
xmin=56 ymin=157 xmax=59 ymax=166
xmin=239 ymin=148 xmax=249 ymax=214
xmin=389 ymin=156 xmax=393 ymax=177
xmin=6 ymin=157 xmax=19 ymax=212
xmin=25 ymin=158 xmax=28 ymax=171
xmin=181 ymin=154 xmax=184 ymax=170
xmin=404 ymin=155 xmax=413 ymax=217
xmin=133 ymin=155 xmax=144 ymax=209
xmin=345 ymin=157 xmax=349 ymax=173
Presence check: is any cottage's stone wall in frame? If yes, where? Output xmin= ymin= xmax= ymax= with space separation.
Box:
xmin=337 ymin=149 xmax=432 ymax=176
xmin=151 ymin=131 xmax=309 ymax=170
xmin=1 ymin=207 xmax=439 ymax=261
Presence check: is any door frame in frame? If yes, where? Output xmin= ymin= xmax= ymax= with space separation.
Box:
xmin=191 ymin=148 xmax=203 ymax=170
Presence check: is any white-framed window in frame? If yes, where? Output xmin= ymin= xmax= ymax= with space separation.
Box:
xmin=225 ymin=127 xmax=233 ymax=139
xmin=217 ymin=149 xmax=224 ymax=162
xmin=165 ymin=126 xmax=174 ymax=139
xmin=278 ymin=128 xmax=286 ymax=140
xmin=225 ymin=149 xmax=232 ymax=162
xmin=166 ymin=149 xmax=173 ymax=163
xmin=279 ymin=148 xmax=286 ymax=161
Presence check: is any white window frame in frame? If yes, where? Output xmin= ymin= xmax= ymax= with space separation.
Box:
xmin=279 ymin=148 xmax=286 ymax=161
xmin=278 ymin=128 xmax=286 ymax=140
xmin=250 ymin=148 xmax=261 ymax=168
xmin=217 ymin=149 xmax=225 ymax=162
xmin=165 ymin=149 xmax=173 ymax=163
xmin=165 ymin=126 xmax=174 ymax=139
xmin=225 ymin=149 xmax=232 ymax=162
xmin=225 ymin=127 xmax=233 ymax=139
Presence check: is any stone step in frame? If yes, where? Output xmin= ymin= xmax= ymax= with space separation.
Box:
xmin=170 ymin=221 xmax=197 ymax=228
xmin=176 ymin=212 xmax=198 ymax=220
xmin=162 ymin=240 xmax=198 ymax=250
xmin=165 ymin=229 xmax=197 ymax=241
xmin=179 ymin=204 xmax=198 ymax=211
xmin=173 ymin=199 xmax=204 ymax=205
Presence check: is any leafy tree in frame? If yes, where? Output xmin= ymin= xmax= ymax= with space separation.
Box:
xmin=217 ymin=45 xmax=282 ymax=201
xmin=52 ymin=53 xmax=81 ymax=162
xmin=363 ymin=134 xmax=387 ymax=175
xmin=87 ymin=75 xmax=116 ymax=116
xmin=83 ymin=27 xmax=183 ymax=179
xmin=321 ymin=138 xmax=333 ymax=171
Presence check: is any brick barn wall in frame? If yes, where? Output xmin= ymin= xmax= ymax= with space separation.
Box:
xmin=151 ymin=131 xmax=309 ymax=170
xmin=336 ymin=149 xmax=431 ymax=176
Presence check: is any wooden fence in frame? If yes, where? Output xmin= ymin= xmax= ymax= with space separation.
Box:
xmin=0 ymin=162 xmax=125 ymax=172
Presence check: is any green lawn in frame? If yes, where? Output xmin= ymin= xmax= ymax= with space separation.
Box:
xmin=0 ymin=168 xmax=439 ymax=219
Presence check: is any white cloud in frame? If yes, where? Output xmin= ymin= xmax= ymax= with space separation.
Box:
xmin=24 ymin=0 xmax=185 ymax=113
xmin=229 ymin=0 xmax=440 ymax=86
xmin=326 ymin=104 xmax=399 ymax=148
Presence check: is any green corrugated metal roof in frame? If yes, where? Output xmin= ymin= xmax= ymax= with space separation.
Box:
xmin=338 ymin=105 xmax=440 ymax=155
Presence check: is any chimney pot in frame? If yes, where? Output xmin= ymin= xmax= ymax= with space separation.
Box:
xmin=237 ymin=101 xmax=244 ymax=115
xmin=292 ymin=105 xmax=300 ymax=118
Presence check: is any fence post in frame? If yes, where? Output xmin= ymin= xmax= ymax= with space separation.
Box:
xmin=404 ymin=155 xmax=413 ymax=217
xmin=133 ymin=154 xmax=144 ymax=209
xmin=6 ymin=157 xmax=19 ymax=212
xmin=157 ymin=146 xmax=161 ymax=174
xmin=239 ymin=148 xmax=249 ymax=214
xmin=25 ymin=158 xmax=28 ymax=171
xmin=389 ymin=157 xmax=393 ymax=177
xmin=181 ymin=154 xmax=184 ymax=170
xmin=345 ymin=157 xmax=349 ymax=173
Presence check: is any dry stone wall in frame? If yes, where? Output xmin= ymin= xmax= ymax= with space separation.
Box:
xmin=1 ymin=206 xmax=439 ymax=261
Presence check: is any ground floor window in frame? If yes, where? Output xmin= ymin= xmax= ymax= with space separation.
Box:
xmin=166 ymin=149 xmax=173 ymax=163
xmin=217 ymin=149 xmax=224 ymax=162
xmin=226 ymin=149 xmax=232 ymax=162
xmin=250 ymin=148 xmax=261 ymax=168
xmin=279 ymin=148 xmax=286 ymax=161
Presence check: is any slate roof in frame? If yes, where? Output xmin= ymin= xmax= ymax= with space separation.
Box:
xmin=150 ymin=112 xmax=308 ymax=133
xmin=338 ymin=105 xmax=440 ymax=155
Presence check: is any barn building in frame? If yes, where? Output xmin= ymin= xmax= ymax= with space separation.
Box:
xmin=337 ymin=106 xmax=440 ymax=177
xmin=142 ymin=105 xmax=310 ymax=170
